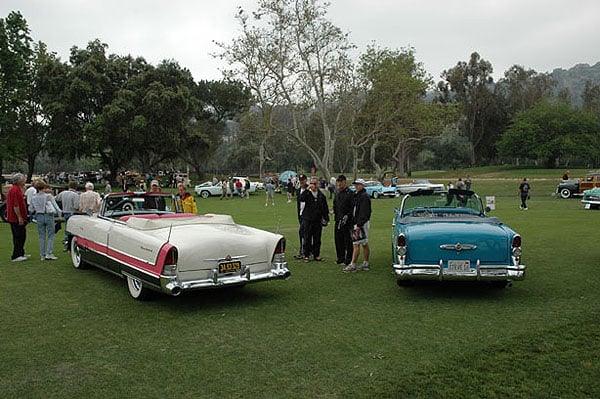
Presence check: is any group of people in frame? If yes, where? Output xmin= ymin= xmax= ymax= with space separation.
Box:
xmin=218 ymin=177 xmax=251 ymax=200
xmin=447 ymin=176 xmax=473 ymax=191
xmin=6 ymin=175 xmax=197 ymax=263
xmin=6 ymin=174 xmax=102 ymax=262
xmin=293 ymin=174 xmax=371 ymax=273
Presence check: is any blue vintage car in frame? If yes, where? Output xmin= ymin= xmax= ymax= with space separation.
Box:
xmin=581 ymin=187 xmax=600 ymax=209
xmin=392 ymin=189 xmax=526 ymax=288
xmin=350 ymin=180 xmax=397 ymax=198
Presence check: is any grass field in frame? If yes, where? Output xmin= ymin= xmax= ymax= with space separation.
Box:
xmin=1 ymin=169 xmax=599 ymax=398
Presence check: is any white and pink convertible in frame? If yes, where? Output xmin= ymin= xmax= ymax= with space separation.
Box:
xmin=66 ymin=192 xmax=290 ymax=300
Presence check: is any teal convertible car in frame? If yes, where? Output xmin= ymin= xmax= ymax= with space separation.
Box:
xmin=392 ymin=189 xmax=526 ymax=288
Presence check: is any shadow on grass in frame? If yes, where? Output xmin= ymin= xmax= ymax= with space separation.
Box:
xmin=138 ymin=280 xmax=293 ymax=314
xmin=394 ymin=280 xmax=526 ymax=300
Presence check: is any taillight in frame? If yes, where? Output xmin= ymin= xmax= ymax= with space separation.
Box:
xmin=511 ymin=235 xmax=522 ymax=264
xmin=511 ymin=235 xmax=521 ymax=247
xmin=275 ymin=238 xmax=286 ymax=254
xmin=396 ymin=234 xmax=407 ymax=256
xmin=162 ymin=247 xmax=178 ymax=276
xmin=397 ymin=234 xmax=406 ymax=247
xmin=272 ymin=238 xmax=286 ymax=263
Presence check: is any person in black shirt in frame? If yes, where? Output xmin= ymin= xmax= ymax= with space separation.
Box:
xmin=294 ymin=175 xmax=309 ymax=259
xmin=144 ymin=180 xmax=166 ymax=211
xmin=518 ymin=178 xmax=531 ymax=210
xmin=343 ymin=179 xmax=372 ymax=272
xmin=299 ymin=177 xmax=329 ymax=262
xmin=333 ymin=175 xmax=353 ymax=266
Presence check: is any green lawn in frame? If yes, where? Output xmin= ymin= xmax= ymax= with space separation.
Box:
xmin=1 ymin=171 xmax=599 ymax=398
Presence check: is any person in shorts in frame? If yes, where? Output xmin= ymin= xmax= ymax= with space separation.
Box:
xmin=343 ymin=179 xmax=372 ymax=272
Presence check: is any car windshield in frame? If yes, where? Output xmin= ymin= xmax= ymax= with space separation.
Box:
xmin=400 ymin=189 xmax=483 ymax=217
xmin=101 ymin=192 xmax=180 ymax=218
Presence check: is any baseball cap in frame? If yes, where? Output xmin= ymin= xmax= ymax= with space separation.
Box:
xmin=352 ymin=178 xmax=366 ymax=185
xmin=336 ymin=174 xmax=346 ymax=182
xmin=298 ymin=174 xmax=307 ymax=180
xmin=151 ymin=180 xmax=160 ymax=187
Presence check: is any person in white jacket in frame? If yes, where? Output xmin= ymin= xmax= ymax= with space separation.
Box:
xmin=30 ymin=182 xmax=62 ymax=260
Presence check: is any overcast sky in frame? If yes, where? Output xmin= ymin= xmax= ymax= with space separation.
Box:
xmin=2 ymin=0 xmax=599 ymax=83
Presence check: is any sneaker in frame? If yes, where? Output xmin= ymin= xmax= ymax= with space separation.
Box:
xmin=40 ymin=256 xmax=46 ymax=261
xmin=12 ymin=256 xmax=29 ymax=262
xmin=293 ymin=253 xmax=304 ymax=260
xmin=359 ymin=262 xmax=370 ymax=271
xmin=45 ymin=254 xmax=58 ymax=260
xmin=342 ymin=264 xmax=357 ymax=273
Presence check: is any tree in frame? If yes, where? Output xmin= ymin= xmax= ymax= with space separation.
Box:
xmin=497 ymin=100 xmax=600 ymax=167
xmin=582 ymin=80 xmax=600 ymax=115
xmin=217 ymin=0 xmax=356 ymax=180
xmin=0 ymin=11 xmax=34 ymax=177
xmin=187 ymin=79 xmax=252 ymax=176
xmin=130 ymin=60 xmax=197 ymax=173
xmin=13 ymin=42 xmax=56 ymax=182
xmin=496 ymin=65 xmax=555 ymax=117
xmin=437 ymin=52 xmax=500 ymax=165
xmin=355 ymin=46 xmax=455 ymax=179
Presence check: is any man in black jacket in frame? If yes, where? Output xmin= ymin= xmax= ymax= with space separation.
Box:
xmin=300 ymin=177 xmax=329 ymax=262
xmin=294 ymin=174 xmax=309 ymax=259
xmin=343 ymin=178 xmax=372 ymax=272
xmin=333 ymin=175 xmax=353 ymax=266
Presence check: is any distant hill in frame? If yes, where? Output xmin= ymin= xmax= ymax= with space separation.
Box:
xmin=551 ymin=62 xmax=600 ymax=107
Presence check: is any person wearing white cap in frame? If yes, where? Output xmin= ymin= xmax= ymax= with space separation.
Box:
xmin=343 ymin=178 xmax=372 ymax=272
xmin=78 ymin=182 xmax=101 ymax=213
xmin=145 ymin=180 xmax=166 ymax=211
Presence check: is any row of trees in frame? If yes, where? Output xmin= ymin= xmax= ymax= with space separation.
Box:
xmin=3 ymin=2 xmax=600 ymax=185
xmin=1 ymin=11 xmax=251 ymax=183
xmin=218 ymin=0 xmax=600 ymax=179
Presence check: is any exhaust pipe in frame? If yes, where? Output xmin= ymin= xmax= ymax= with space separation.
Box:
xmin=165 ymin=282 xmax=182 ymax=296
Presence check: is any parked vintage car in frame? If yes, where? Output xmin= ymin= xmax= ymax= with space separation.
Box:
xmin=581 ymin=187 xmax=600 ymax=209
xmin=349 ymin=180 xmax=397 ymax=198
xmin=66 ymin=191 xmax=290 ymax=300
xmin=392 ymin=189 xmax=526 ymax=288
xmin=396 ymin=179 xmax=445 ymax=195
xmin=194 ymin=181 xmax=224 ymax=198
xmin=557 ymin=172 xmax=600 ymax=198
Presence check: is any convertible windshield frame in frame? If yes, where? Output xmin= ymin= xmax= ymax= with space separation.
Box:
xmin=400 ymin=189 xmax=484 ymax=218
xmin=100 ymin=192 xmax=182 ymax=218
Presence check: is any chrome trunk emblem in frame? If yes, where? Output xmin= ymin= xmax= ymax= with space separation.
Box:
xmin=439 ymin=243 xmax=477 ymax=252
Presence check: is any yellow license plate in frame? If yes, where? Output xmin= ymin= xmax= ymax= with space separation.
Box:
xmin=219 ymin=260 xmax=241 ymax=273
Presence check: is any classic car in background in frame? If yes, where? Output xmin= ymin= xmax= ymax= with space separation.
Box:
xmin=349 ymin=180 xmax=397 ymax=198
xmin=556 ymin=172 xmax=600 ymax=198
xmin=66 ymin=191 xmax=290 ymax=300
xmin=392 ymin=189 xmax=526 ymax=288
xmin=194 ymin=177 xmax=258 ymax=198
xmin=395 ymin=179 xmax=445 ymax=195
xmin=194 ymin=181 xmax=224 ymax=198
xmin=581 ymin=187 xmax=600 ymax=209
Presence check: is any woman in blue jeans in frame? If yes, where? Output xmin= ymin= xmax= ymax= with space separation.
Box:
xmin=30 ymin=182 xmax=62 ymax=261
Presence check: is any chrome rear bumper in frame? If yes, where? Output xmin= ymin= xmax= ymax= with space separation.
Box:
xmin=393 ymin=262 xmax=526 ymax=281
xmin=160 ymin=262 xmax=290 ymax=295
